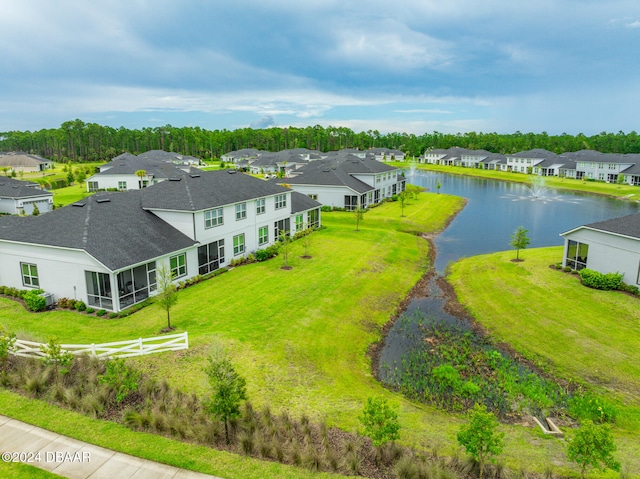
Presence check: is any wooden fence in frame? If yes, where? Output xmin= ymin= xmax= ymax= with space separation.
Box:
xmin=8 ymin=332 xmax=188 ymax=360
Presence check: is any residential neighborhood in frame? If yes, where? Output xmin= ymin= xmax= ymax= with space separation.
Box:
xmin=0 ymin=170 xmax=321 ymax=312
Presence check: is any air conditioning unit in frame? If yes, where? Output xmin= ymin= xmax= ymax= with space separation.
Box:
xmin=39 ymin=292 xmax=55 ymax=307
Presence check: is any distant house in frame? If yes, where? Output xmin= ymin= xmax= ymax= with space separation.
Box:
xmin=0 ymin=152 xmax=53 ymax=173
xmin=421 ymin=148 xmax=504 ymax=169
xmin=561 ymin=213 xmax=640 ymax=285
xmin=0 ymin=170 xmax=321 ymax=312
xmin=0 ymin=178 xmax=53 ymax=215
xmin=86 ymin=152 xmax=198 ymax=191
xmin=283 ymin=154 xmax=405 ymax=210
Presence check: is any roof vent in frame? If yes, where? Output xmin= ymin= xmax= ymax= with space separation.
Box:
xmin=95 ymin=198 xmax=111 ymax=204
xmin=168 ymin=177 xmax=182 ymax=181
xmin=322 ymin=169 xmax=331 ymax=173
xmin=72 ymin=202 xmax=86 ymax=207
xmin=189 ymin=174 xmax=201 ymax=178
xmin=228 ymin=170 xmax=237 ymax=174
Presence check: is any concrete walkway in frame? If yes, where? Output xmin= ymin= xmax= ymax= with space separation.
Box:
xmin=0 ymin=415 xmax=224 ymax=479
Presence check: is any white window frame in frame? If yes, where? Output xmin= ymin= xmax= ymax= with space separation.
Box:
xmin=233 ymin=234 xmax=245 ymax=255
xmin=170 ymin=253 xmax=187 ymax=278
xmin=21 ymin=262 xmax=39 ymax=288
xmin=256 ymin=198 xmax=266 ymax=215
xmin=204 ymin=208 xmax=223 ymax=228
xmin=258 ymin=226 xmax=268 ymax=246
xmin=275 ymin=194 xmax=287 ymax=210
xmin=236 ymin=203 xmax=247 ymax=220
xmin=118 ymin=181 xmax=127 ymax=190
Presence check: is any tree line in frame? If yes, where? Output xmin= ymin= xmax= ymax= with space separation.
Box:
xmin=2 ymin=119 xmax=640 ymax=162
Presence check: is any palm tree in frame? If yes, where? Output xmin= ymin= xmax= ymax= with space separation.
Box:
xmin=135 ymin=170 xmax=147 ymax=189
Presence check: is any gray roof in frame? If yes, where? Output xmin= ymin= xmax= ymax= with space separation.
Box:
xmin=284 ymin=159 xmax=376 ymax=194
xmin=509 ymin=149 xmax=557 ymax=159
xmin=290 ymin=191 xmax=322 ymax=214
xmin=0 ymin=178 xmax=52 ymax=199
xmin=138 ymin=150 xmax=199 ymax=164
xmin=0 ymin=152 xmax=51 ymax=167
xmin=581 ymin=213 xmax=640 ymax=240
xmin=97 ymin=156 xmax=193 ymax=177
xmin=141 ymin=170 xmax=291 ymax=211
xmin=0 ymin=191 xmax=196 ymax=271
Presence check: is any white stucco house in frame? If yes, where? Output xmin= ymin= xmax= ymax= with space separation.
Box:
xmin=282 ymin=155 xmax=405 ymax=210
xmin=0 ymin=170 xmax=321 ymax=312
xmin=0 ymin=178 xmax=53 ymax=215
xmin=561 ymin=213 xmax=640 ymax=285
xmin=86 ymin=152 xmax=198 ymax=192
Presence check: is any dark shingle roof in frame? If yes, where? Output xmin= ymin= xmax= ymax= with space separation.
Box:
xmin=141 ymin=170 xmax=291 ymax=211
xmin=0 ymin=178 xmax=52 ymax=199
xmin=290 ymin=191 xmax=322 ymax=214
xmin=284 ymin=160 xmax=375 ymax=194
xmin=0 ymin=191 xmax=196 ymax=271
xmin=582 ymin=213 xmax=640 ymax=240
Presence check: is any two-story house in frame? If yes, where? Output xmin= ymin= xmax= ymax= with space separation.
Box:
xmin=0 ymin=171 xmax=321 ymax=312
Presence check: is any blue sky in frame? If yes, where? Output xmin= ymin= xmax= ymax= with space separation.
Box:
xmin=1 ymin=0 xmax=639 ymax=135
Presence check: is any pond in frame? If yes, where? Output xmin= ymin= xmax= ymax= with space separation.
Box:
xmin=377 ymin=171 xmax=640 ymax=410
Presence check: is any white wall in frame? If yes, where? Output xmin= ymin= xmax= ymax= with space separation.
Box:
xmin=0 ymin=241 xmax=109 ymax=302
xmin=563 ymin=228 xmax=640 ymax=285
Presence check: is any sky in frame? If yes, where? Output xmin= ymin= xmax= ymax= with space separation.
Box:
xmin=1 ymin=0 xmax=639 ymax=135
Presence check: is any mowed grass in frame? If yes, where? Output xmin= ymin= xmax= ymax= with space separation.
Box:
xmin=448 ymin=246 xmax=640 ymax=474
xmin=6 ymin=195 xmax=633 ymax=476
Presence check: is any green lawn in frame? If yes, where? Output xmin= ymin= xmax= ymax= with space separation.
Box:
xmin=448 ymin=247 xmax=640 ymax=474
xmin=4 ymin=196 xmax=634 ymax=477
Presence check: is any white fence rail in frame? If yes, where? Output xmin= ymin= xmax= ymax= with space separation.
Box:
xmin=8 ymin=332 xmax=188 ymax=360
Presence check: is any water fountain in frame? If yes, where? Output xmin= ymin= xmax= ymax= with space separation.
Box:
xmin=526 ymin=175 xmax=547 ymax=198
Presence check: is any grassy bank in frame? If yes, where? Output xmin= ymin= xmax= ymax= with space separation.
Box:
xmin=448 ymin=246 xmax=640 ymax=475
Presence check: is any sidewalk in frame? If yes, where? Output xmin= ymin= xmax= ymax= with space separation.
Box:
xmin=0 ymin=415 xmax=224 ymax=479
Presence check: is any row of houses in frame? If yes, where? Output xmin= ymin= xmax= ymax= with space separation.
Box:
xmin=421 ymin=147 xmax=640 ymax=185
xmin=0 ymin=170 xmax=321 ymax=312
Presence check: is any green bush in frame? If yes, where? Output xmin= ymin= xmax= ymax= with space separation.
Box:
xmin=108 ymin=312 xmax=118 ymax=319
xmin=74 ymin=301 xmax=87 ymax=312
xmin=620 ymin=282 xmax=640 ymax=295
xmin=568 ymin=393 xmax=618 ymax=423
xmin=23 ymin=289 xmax=47 ymax=312
xmin=320 ymin=205 xmax=332 ymax=212
xmin=67 ymin=299 xmax=77 ymax=310
xmin=579 ymin=269 xmax=623 ymax=291
xmin=96 ymin=309 xmax=107 ymax=317
xmin=57 ymin=297 xmax=70 ymax=308
xmin=85 ymin=308 xmax=95 ymax=314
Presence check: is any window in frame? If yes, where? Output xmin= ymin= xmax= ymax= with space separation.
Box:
xmin=256 ymin=198 xmax=266 ymax=214
xmin=21 ymin=263 xmax=39 ymax=287
xmin=198 ymin=240 xmax=225 ymax=274
xmin=274 ymin=218 xmax=290 ymax=241
xmin=566 ymin=240 xmax=589 ymax=270
xmin=170 ymin=253 xmax=187 ymax=278
xmin=233 ymin=234 xmax=245 ymax=255
xmin=344 ymin=195 xmax=357 ymax=211
xmin=118 ymin=181 xmax=127 ymax=190
xmin=204 ymin=208 xmax=223 ymax=228
xmin=295 ymin=214 xmax=304 ymax=231
xmin=307 ymin=194 xmax=318 ymax=200
xmin=308 ymin=208 xmax=320 ymax=228
xmin=88 ymin=181 xmax=99 ymax=192
xmin=86 ymin=271 xmax=112 ymax=309
xmin=117 ymin=261 xmax=156 ymax=308
xmin=235 ymin=203 xmax=247 ymax=220
xmin=258 ymin=226 xmax=268 ymax=245
xmin=275 ymin=194 xmax=287 ymax=209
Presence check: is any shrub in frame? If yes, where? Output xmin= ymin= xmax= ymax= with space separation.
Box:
xmin=568 ymin=393 xmax=618 ymax=423
xmin=74 ymin=300 xmax=87 ymax=312
xmin=0 ymin=285 xmax=5 ymax=295
xmin=57 ymin=297 xmax=70 ymax=308
xmin=85 ymin=308 xmax=95 ymax=314
xmin=320 ymin=205 xmax=332 ymax=212
xmin=108 ymin=312 xmax=118 ymax=319
xmin=620 ymin=282 xmax=640 ymax=295
xmin=563 ymin=266 xmax=572 ymax=272
xmin=579 ymin=269 xmax=623 ymax=291
xmin=96 ymin=309 xmax=107 ymax=317
xmin=67 ymin=299 xmax=77 ymax=310
xmin=23 ymin=289 xmax=47 ymax=312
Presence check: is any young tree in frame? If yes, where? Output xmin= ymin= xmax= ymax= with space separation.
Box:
xmin=616 ymin=174 xmax=626 ymax=187
xmin=204 ymin=352 xmax=247 ymax=444
xmin=457 ymin=404 xmax=505 ymax=479
xmin=436 ymin=180 xmax=442 ymax=194
xmin=31 ymin=204 xmax=40 ymax=216
xmin=359 ymin=396 xmax=401 ymax=447
xmin=510 ymin=226 xmax=530 ymax=261
xmin=279 ymin=230 xmax=292 ymax=269
xmin=40 ymin=337 xmax=74 ymax=375
xmin=156 ymin=263 xmax=178 ymax=331
xmin=0 ymin=326 xmax=17 ymax=370
xmin=354 ymin=206 xmax=365 ymax=231
xmin=301 ymin=227 xmax=314 ymax=258
xmin=398 ymin=190 xmax=409 ymax=217
xmin=567 ymin=421 xmax=620 ymax=479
